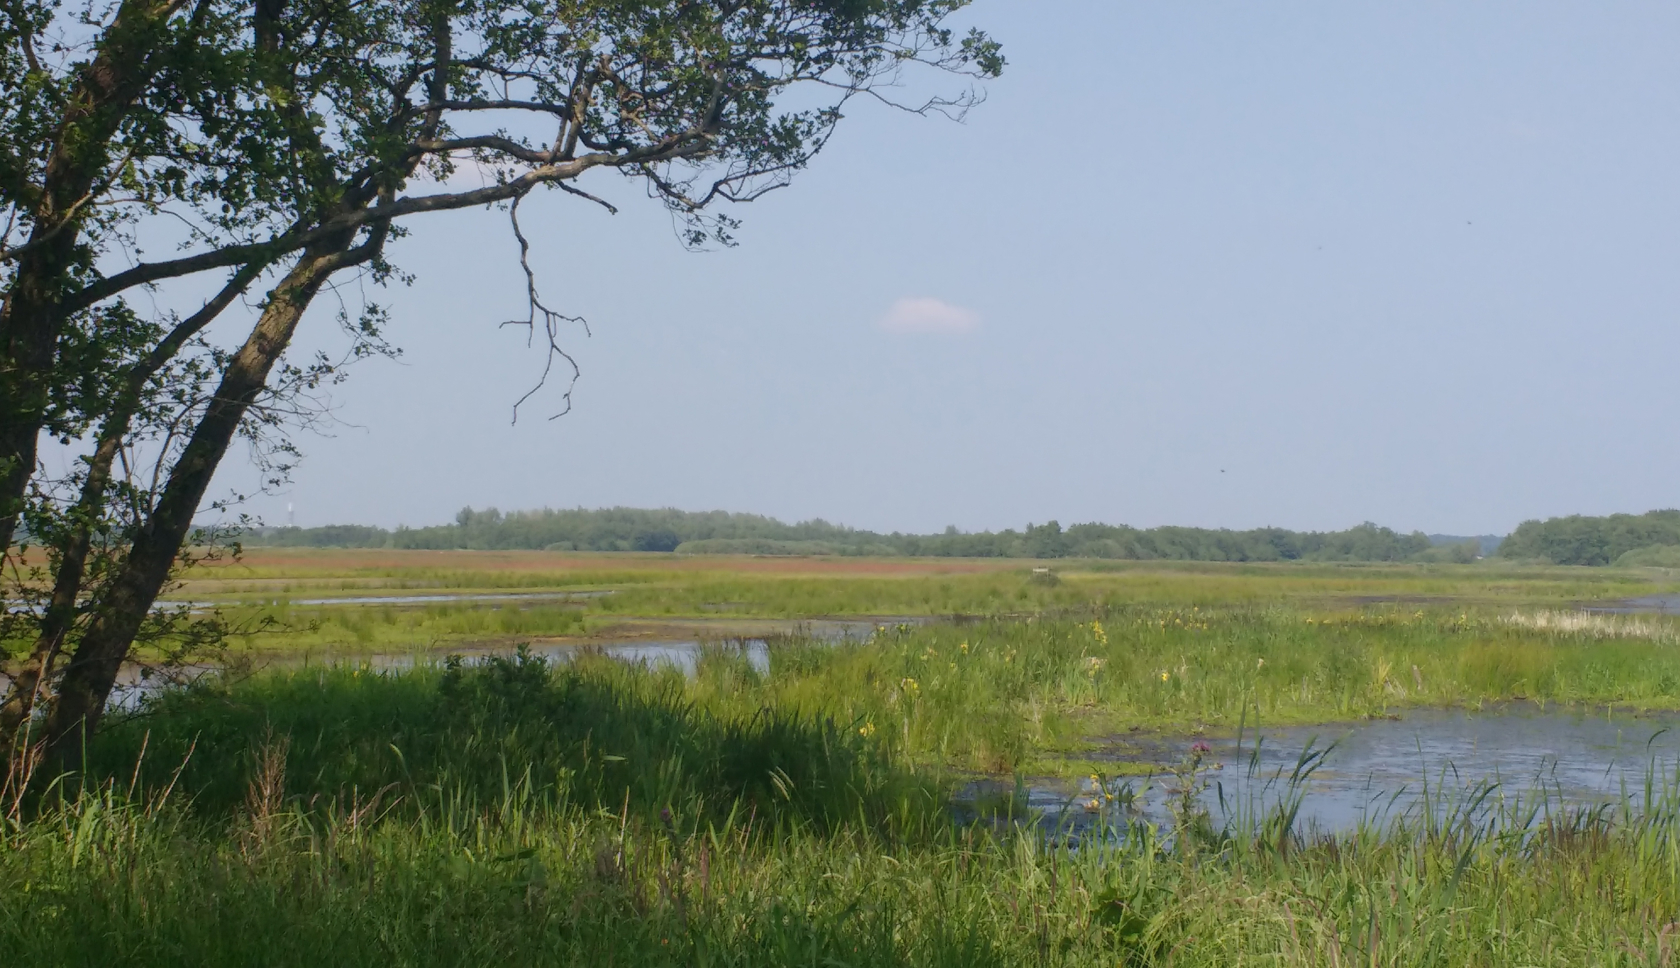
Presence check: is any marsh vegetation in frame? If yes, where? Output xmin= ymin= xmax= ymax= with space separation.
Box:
xmin=6 ymin=553 xmax=1680 ymax=964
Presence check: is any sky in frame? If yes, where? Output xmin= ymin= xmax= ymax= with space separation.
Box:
xmin=211 ymin=1 xmax=1680 ymax=536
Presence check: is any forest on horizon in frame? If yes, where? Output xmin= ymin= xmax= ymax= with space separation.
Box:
xmin=242 ymin=506 xmax=1505 ymax=563
xmin=242 ymin=507 xmax=1680 ymax=566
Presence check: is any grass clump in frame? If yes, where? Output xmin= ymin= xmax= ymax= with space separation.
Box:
xmin=666 ymin=607 xmax=1680 ymax=779
xmin=84 ymin=647 xmax=935 ymax=837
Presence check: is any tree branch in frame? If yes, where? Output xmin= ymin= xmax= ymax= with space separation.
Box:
xmin=64 ymin=136 xmax=713 ymax=316
xmin=499 ymin=192 xmax=587 ymax=423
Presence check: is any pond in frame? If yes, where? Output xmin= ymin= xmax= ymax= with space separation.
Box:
xmin=969 ymin=706 xmax=1680 ymax=841
xmin=367 ymin=617 xmax=913 ymax=677
xmin=78 ymin=616 xmax=919 ymax=708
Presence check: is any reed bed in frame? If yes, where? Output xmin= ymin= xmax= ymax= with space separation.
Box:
xmin=1503 ymin=608 xmax=1680 ymax=642
xmin=675 ymin=607 xmax=1680 ymax=774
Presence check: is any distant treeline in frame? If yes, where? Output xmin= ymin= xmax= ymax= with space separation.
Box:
xmin=245 ymin=507 xmax=1486 ymax=563
xmin=1498 ymin=509 xmax=1680 ymax=566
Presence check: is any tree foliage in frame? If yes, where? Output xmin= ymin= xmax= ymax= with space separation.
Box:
xmin=1498 ymin=509 xmax=1680 ymax=566
xmin=253 ymin=506 xmax=1443 ymax=563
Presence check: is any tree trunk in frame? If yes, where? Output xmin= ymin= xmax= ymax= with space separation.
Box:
xmin=0 ymin=433 xmax=123 ymax=754
xmin=0 ymin=266 xmax=259 ymax=751
xmin=40 ymin=244 xmax=349 ymax=766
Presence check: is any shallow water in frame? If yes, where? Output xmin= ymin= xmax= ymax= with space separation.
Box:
xmin=1585 ymin=594 xmax=1680 ymax=615
xmin=361 ymin=639 xmax=776 ymax=679
xmin=550 ymin=640 xmax=770 ymax=677
xmin=390 ymin=616 xmax=909 ymax=675
xmin=253 ymin=617 xmax=903 ymax=679
xmin=49 ymin=616 xmax=916 ymax=711
xmin=983 ymin=706 xmax=1680 ymax=840
xmin=154 ymin=590 xmax=613 ymax=609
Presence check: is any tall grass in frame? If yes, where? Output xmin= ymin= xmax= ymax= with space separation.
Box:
xmin=82 ymin=649 xmax=939 ymax=836
xmin=7 ymin=652 xmax=1680 ymax=966
xmin=183 ymin=603 xmax=1680 ymax=779
xmin=213 ymin=599 xmax=590 ymax=653
xmin=667 ymin=608 xmax=1680 ymax=776
xmin=11 ymin=575 xmax=1680 ymax=965
xmin=12 ymin=789 xmax=1680 ymax=966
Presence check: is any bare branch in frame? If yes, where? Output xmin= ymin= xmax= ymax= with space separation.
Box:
xmin=415 ymin=98 xmax=572 ymax=117
xmin=498 ymin=192 xmax=587 ymax=423
xmin=145 ymin=262 xmax=268 ymax=376
xmin=555 ymin=180 xmax=618 ymax=214
xmin=412 ymin=136 xmax=559 ymax=165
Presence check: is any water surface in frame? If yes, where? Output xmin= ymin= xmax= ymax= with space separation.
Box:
xmin=992 ymin=706 xmax=1680 ymax=840
xmin=1584 ymin=594 xmax=1680 ymax=615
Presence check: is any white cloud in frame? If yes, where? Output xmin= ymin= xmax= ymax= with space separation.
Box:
xmin=877 ymin=297 xmax=980 ymax=335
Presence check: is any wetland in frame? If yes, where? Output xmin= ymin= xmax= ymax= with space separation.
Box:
xmin=8 ymin=551 xmax=1680 ymax=965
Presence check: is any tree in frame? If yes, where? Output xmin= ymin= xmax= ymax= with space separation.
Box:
xmin=0 ymin=0 xmax=288 ymax=557
xmin=2 ymin=0 xmax=311 ymax=750
xmin=1 ymin=0 xmax=1002 ymax=767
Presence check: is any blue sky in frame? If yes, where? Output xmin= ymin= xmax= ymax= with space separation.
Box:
xmin=225 ymin=1 xmax=1680 ymax=536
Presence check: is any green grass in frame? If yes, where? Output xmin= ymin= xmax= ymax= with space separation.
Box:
xmin=219 ymin=599 xmax=592 ymax=653
xmin=9 ymin=777 xmax=1680 ymax=966
xmin=142 ymin=597 xmax=1680 ymax=781
xmin=668 ymin=607 xmax=1680 ymax=776
xmin=8 ymin=646 xmax=1680 ymax=966
xmin=10 ymin=557 xmax=1680 ymax=965
xmin=170 ymin=553 xmax=1676 ymax=656
xmin=82 ymin=649 xmax=935 ymax=833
